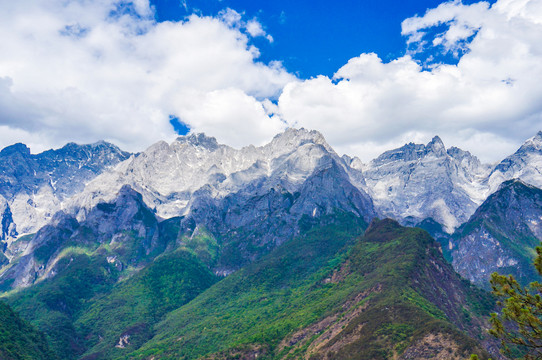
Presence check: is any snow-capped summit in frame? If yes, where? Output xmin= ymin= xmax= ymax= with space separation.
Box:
xmin=266 ymin=128 xmax=332 ymax=154
xmin=488 ymin=131 xmax=542 ymax=192
xmin=2 ymin=128 xmax=542 ymax=252
xmin=176 ymin=133 xmax=220 ymax=151
xmin=0 ymin=141 xmax=130 ymax=242
xmin=67 ymin=128 xmax=369 ymax=222
xmin=363 ymin=136 xmax=491 ymax=233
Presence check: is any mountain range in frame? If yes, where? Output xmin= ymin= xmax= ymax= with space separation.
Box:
xmin=0 ymin=128 xmax=540 ymax=359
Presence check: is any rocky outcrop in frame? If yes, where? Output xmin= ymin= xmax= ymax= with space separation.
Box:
xmin=68 ymin=128 xmax=368 ymax=220
xmin=0 ymin=196 xmax=16 ymax=248
xmin=0 ymin=185 xmax=160 ymax=290
xmin=61 ymin=129 xmax=376 ymax=272
xmin=180 ymin=157 xmax=376 ymax=271
xmin=2 ymin=129 xmax=542 ymax=290
xmin=451 ymin=179 xmax=542 ymax=287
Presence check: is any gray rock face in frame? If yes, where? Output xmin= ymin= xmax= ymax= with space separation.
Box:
xmin=0 ymin=185 xmax=160 ymax=290
xmin=68 ymin=128 xmax=368 ymax=221
xmin=0 ymin=141 xmax=131 ymax=240
xmin=1 ymin=130 xmax=377 ymax=285
xmin=67 ymin=128 xmax=374 ymax=234
xmin=0 ymin=211 xmax=79 ymax=289
xmin=180 ymin=158 xmax=375 ymax=271
xmin=451 ymin=179 xmax=542 ymax=288
xmin=2 ymin=128 xmax=542 ymax=289
xmin=0 ymin=196 xmax=16 ymax=247
xmin=363 ymin=136 xmax=491 ymax=233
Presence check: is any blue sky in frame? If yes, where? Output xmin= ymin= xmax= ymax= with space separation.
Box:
xmin=151 ymin=0 xmax=495 ymax=78
xmin=0 ymin=0 xmax=540 ymax=162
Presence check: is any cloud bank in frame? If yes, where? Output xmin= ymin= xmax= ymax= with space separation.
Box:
xmin=0 ymin=0 xmax=293 ymax=152
xmin=277 ymin=0 xmax=542 ymax=162
xmin=1 ymin=0 xmax=542 ymax=163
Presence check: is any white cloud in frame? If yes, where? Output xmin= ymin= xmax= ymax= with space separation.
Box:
xmin=219 ymin=8 xmax=273 ymax=42
xmin=276 ymin=0 xmax=542 ymax=162
xmin=246 ymin=20 xmax=274 ymax=42
xmin=0 ymin=0 xmax=293 ymax=152
xmin=1 ymin=0 xmax=542 ymax=164
xmin=170 ymin=87 xmax=284 ymax=146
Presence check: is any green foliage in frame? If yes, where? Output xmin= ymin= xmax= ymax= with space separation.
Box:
xmin=6 ymin=245 xmax=216 ymax=360
xmin=3 ymin=210 xmax=218 ymax=359
xmin=490 ymin=244 xmax=542 ymax=359
xmin=125 ymin=212 xmax=366 ymax=359
xmin=2 ymin=214 xmax=491 ymax=360
xmin=179 ymin=226 xmax=219 ymax=266
xmin=0 ymin=301 xmax=55 ymax=360
xmin=126 ymin=217 xmax=489 ymax=360
xmin=7 ymin=255 xmax=117 ymax=359
xmin=76 ymin=249 xmax=217 ymax=359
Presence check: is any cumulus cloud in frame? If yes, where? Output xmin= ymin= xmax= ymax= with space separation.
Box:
xmin=0 ymin=0 xmax=293 ymax=152
xmin=2 ymin=0 xmax=542 ymax=164
xmin=276 ymin=0 xmax=542 ymax=162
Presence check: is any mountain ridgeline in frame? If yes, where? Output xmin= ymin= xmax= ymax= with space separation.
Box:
xmin=0 ymin=141 xmax=130 ymax=245
xmin=0 ymin=128 xmax=540 ymax=359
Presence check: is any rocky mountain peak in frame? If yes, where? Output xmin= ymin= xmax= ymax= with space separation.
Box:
xmin=268 ymin=128 xmax=331 ymax=152
xmin=117 ymin=184 xmax=143 ymax=201
xmin=447 ymin=146 xmax=471 ymax=160
xmin=0 ymin=143 xmax=31 ymax=157
xmin=371 ymin=142 xmax=426 ymax=165
xmin=488 ymin=131 xmax=542 ymax=192
xmin=176 ymin=133 xmax=219 ymax=151
xmin=497 ymin=178 xmax=529 ymax=191
xmin=364 ymin=135 xmax=491 ymax=233
xmin=0 ymin=141 xmax=132 ymax=238
xmin=426 ymin=135 xmax=446 ymax=156
xmin=519 ymin=131 xmax=542 ymax=153
xmin=451 ymin=177 xmax=542 ymax=287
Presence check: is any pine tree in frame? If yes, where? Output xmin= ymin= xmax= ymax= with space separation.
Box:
xmin=489 ymin=245 xmax=542 ymax=359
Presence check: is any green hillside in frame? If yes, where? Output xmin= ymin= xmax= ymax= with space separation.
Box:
xmin=125 ymin=216 xmax=492 ymax=360
xmin=3 ymin=212 xmax=495 ymax=360
xmin=0 ymin=300 xmax=56 ymax=360
xmin=76 ymin=249 xmax=218 ymax=359
xmin=6 ymin=246 xmax=217 ymax=359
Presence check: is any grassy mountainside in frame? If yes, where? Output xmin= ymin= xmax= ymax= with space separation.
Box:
xmin=0 ymin=300 xmax=56 ymax=360
xmin=126 ymin=217 xmax=492 ymax=360
xmin=5 ymin=245 xmax=217 ymax=359
xmin=76 ymin=249 xmax=218 ymax=359
xmin=2 ymin=209 xmax=496 ymax=360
